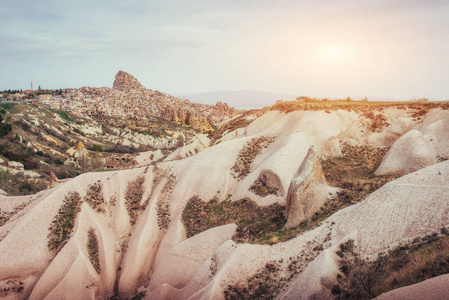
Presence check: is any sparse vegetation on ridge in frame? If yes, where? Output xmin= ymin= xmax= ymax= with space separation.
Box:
xmin=209 ymin=113 xmax=260 ymax=143
xmin=184 ymin=143 xmax=399 ymax=246
xmin=232 ymin=136 xmax=276 ymax=180
xmin=87 ymin=228 xmax=101 ymax=273
xmin=0 ymin=201 xmax=32 ymax=227
xmin=125 ymin=176 xmax=146 ymax=225
xmin=48 ymin=191 xmax=82 ymax=251
xmin=0 ymin=279 xmax=24 ymax=297
xmin=320 ymin=144 xmax=399 ymax=205
xmin=182 ymin=196 xmax=285 ymax=244
xmin=359 ymin=108 xmax=389 ymax=132
xmin=271 ymin=99 xmax=449 ymax=113
xmin=0 ymin=169 xmax=47 ymax=196
xmin=84 ymin=181 xmax=105 ymax=212
xmin=144 ymin=166 xmax=177 ymax=230
xmin=224 ymin=238 xmax=325 ymax=299
xmin=249 ymin=178 xmax=279 ymax=197
xmin=333 ymin=229 xmax=449 ymax=299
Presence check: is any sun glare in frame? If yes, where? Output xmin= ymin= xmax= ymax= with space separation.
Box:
xmin=324 ymin=46 xmax=344 ymax=59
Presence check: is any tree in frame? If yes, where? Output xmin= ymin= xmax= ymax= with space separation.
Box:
xmin=38 ymin=85 xmax=42 ymax=91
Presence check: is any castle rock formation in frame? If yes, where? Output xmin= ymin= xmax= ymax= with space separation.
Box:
xmin=113 ymin=71 xmax=145 ymax=90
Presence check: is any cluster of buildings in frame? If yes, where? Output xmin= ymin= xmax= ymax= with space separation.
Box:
xmin=2 ymin=71 xmax=239 ymax=133
xmin=4 ymin=87 xmax=216 ymax=132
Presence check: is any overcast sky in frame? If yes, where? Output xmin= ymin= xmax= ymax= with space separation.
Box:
xmin=1 ymin=0 xmax=448 ymax=101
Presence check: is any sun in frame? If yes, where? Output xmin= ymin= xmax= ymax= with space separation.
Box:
xmin=324 ymin=45 xmax=344 ymax=59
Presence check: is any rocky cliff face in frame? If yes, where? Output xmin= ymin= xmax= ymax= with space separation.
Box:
xmin=113 ymin=71 xmax=145 ymax=90
xmin=162 ymin=108 xmax=213 ymax=132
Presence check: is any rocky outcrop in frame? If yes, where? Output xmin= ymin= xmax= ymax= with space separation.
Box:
xmin=162 ymin=108 xmax=214 ymax=132
xmin=7 ymin=161 xmax=24 ymax=170
xmin=74 ymin=141 xmax=88 ymax=159
xmin=164 ymin=134 xmax=210 ymax=161
xmin=113 ymin=71 xmax=145 ymax=90
xmin=49 ymin=171 xmax=70 ymax=188
xmin=284 ymin=146 xmax=329 ymax=229
xmin=375 ymin=130 xmax=436 ymax=176
xmin=120 ymin=130 xmax=181 ymax=149
xmin=214 ymin=102 xmax=238 ymax=118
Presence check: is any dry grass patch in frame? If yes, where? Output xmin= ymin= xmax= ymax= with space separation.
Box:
xmin=125 ymin=176 xmax=146 ymax=225
xmin=321 ymin=144 xmax=398 ymax=205
xmin=147 ymin=166 xmax=177 ymax=230
xmin=271 ymin=99 xmax=449 ymax=113
xmin=156 ymin=168 xmax=176 ymax=230
xmin=224 ymin=239 xmax=325 ymax=299
xmin=0 ymin=169 xmax=47 ymax=196
xmin=209 ymin=113 xmax=260 ymax=143
xmin=84 ymin=181 xmax=105 ymax=212
xmin=48 ymin=191 xmax=82 ymax=251
xmin=249 ymin=178 xmax=279 ymax=197
xmin=87 ymin=228 xmax=101 ymax=273
xmin=359 ymin=109 xmax=389 ymax=132
xmin=232 ymin=136 xmax=275 ymax=180
xmin=182 ymin=196 xmax=285 ymax=244
xmin=0 ymin=201 xmax=32 ymax=227
xmin=333 ymin=230 xmax=449 ymax=299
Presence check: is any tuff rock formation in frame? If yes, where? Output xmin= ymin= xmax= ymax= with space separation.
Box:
xmin=284 ymin=146 xmax=329 ymax=229
xmin=162 ymin=108 xmax=214 ymax=132
xmin=113 ymin=71 xmax=145 ymax=90
xmin=1 ymin=106 xmax=449 ymax=299
xmin=375 ymin=129 xmax=436 ymax=176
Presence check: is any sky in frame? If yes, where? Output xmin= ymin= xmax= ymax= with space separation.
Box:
xmin=1 ymin=0 xmax=449 ymax=102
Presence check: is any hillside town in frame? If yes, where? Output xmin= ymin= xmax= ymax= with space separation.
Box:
xmin=1 ymin=71 xmax=239 ymax=132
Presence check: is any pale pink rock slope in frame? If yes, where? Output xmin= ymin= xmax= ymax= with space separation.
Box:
xmin=0 ymin=107 xmax=449 ymax=299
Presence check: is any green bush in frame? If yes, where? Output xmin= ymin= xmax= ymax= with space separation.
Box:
xmin=57 ymin=110 xmax=73 ymax=122
xmin=92 ymin=144 xmax=103 ymax=152
xmin=0 ymin=102 xmax=17 ymax=110
xmin=0 ymin=122 xmax=11 ymax=137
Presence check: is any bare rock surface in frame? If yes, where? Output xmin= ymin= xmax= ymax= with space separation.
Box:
xmin=375 ymin=129 xmax=436 ymax=175
xmin=284 ymin=146 xmax=329 ymax=229
xmin=375 ymin=273 xmax=449 ymax=300
xmin=113 ymin=70 xmax=145 ymax=90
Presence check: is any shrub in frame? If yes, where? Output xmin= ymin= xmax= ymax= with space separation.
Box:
xmin=92 ymin=144 xmax=103 ymax=152
xmin=84 ymin=181 xmax=105 ymax=212
xmin=57 ymin=110 xmax=73 ymax=122
xmin=0 ymin=169 xmax=47 ymax=196
xmin=0 ymin=122 xmax=11 ymax=137
xmin=125 ymin=176 xmax=146 ymax=225
xmin=48 ymin=191 xmax=82 ymax=251
xmin=182 ymin=196 xmax=285 ymax=244
xmin=335 ymin=232 xmax=449 ymax=299
xmin=232 ymin=136 xmax=276 ymax=180
xmin=87 ymin=228 xmax=101 ymax=273
xmin=249 ymin=178 xmax=279 ymax=197
xmin=0 ymin=102 xmax=17 ymax=110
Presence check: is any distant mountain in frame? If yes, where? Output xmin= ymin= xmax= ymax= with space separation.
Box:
xmin=177 ymin=90 xmax=298 ymax=110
